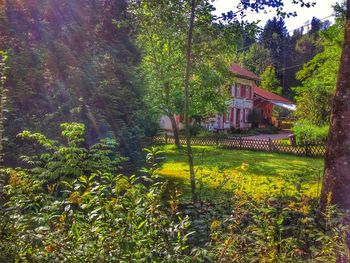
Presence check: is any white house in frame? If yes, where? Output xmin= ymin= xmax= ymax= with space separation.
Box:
xmin=213 ymin=63 xmax=259 ymax=130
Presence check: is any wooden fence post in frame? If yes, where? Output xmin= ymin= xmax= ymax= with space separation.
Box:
xmin=268 ymin=138 xmax=272 ymax=152
xmin=165 ymin=133 xmax=168 ymax=145
xmin=239 ymin=137 xmax=243 ymax=149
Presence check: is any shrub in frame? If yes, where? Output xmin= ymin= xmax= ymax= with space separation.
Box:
xmin=196 ymin=129 xmax=213 ymax=138
xmin=292 ymin=121 xmax=329 ymax=144
xmin=189 ymin=124 xmax=207 ymax=136
xmin=192 ymin=165 xmax=349 ymax=263
xmin=0 ymin=123 xmax=196 ymax=262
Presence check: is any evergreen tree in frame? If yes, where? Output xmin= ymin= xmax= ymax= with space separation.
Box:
xmin=260 ymin=17 xmax=288 ymax=70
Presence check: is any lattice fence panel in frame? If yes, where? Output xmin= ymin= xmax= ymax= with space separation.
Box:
xmin=152 ymin=135 xmax=326 ymax=158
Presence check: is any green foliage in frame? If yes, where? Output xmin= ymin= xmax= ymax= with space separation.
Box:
xmin=0 ymin=1 xmax=148 ymax=165
xmin=0 ymin=124 xmax=196 ymax=261
xmin=238 ymin=43 xmax=271 ymax=75
xmin=0 ymin=125 xmax=346 ymax=262
xmin=294 ymin=19 xmax=343 ymax=126
xmin=159 ymin=146 xmax=348 ymax=262
xmin=293 ymin=121 xmax=329 ymax=144
xmin=260 ymin=17 xmax=288 ymax=69
xmin=208 ymin=188 xmax=348 ymax=262
xmin=260 ymin=65 xmax=282 ymax=95
xmin=17 ymin=123 xmax=124 ymax=191
xmin=130 ymin=0 xmax=253 ymax=121
xmin=189 ymin=124 xmax=206 ymax=137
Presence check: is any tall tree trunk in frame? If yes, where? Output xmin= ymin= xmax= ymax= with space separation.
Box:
xmin=169 ymin=114 xmax=181 ymax=148
xmin=320 ymin=0 xmax=350 ymax=213
xmin=164 ymin=81 xmax=180 ymax=148
xmin=184 ymin=0 xmax=197 ymax=204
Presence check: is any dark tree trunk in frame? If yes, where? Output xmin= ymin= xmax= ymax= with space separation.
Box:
xmin=169 ymin=114 xmax=181 ymax=148
xmin=184 ymin=0 xmax=197 ymax=204
xmin=320 ymin=0 xmax=350 ymax=212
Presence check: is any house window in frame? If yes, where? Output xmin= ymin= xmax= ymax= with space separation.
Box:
xmin=241 ymin=85 xmax=246 ymax=98
xmin=236 ymin=84 xmax=241 ymax=97
xmin=246 ymin=86 xmax=250 ymax=99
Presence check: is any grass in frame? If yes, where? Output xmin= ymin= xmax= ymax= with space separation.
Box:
xmin=158 ymin=145 xmax=324 ymax=201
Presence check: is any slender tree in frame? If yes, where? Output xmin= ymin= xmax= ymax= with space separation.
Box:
xmin=184 ymin=0 xmax=197 ymax=204
xmin=180 ymin=0 xmax=315 ymax=204
xmin=0 ymin=51 xmax=7 ymax=165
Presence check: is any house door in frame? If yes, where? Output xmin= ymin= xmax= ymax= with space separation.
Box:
xmin=236 ymin=109 xmax=240 ymax=128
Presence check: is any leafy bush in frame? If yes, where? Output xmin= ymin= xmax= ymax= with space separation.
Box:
xmin=191 ymin=165 xmax=349 ymax=263
xmin=208 ymin=192 xmax=348 ymax=262
xmin=0 ymin=123 xmax=196 ymax=262
xmin=293 ymin=121 xmax=329 ymax=144
xmin=189 ymin=124 xmax=207 ymax=136
xmin=195 ymin=129 xmax=214 ymax=138
xmin=0 ymin=123 xmax=347 ymax=262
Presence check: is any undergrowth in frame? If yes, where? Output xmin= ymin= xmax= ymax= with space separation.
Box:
xmin=0 ymin=123 xmax=348 ymax=262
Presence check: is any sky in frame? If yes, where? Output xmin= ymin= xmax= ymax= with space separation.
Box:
xmin=213 ymin=0 xmax=340 ymax=31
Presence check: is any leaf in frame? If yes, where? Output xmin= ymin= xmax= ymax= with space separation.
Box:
xmin=137 ymin=220 xmax=146 ymax=230
xmin=35 ymin=226 xmax=50 ymax=233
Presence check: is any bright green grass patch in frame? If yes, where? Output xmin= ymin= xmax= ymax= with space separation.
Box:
xmin=158 ymin=145 xmax=324 ymax=200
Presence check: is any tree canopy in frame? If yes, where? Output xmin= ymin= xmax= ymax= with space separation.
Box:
xmin=0 ymin=0 xmax=148 ymax=165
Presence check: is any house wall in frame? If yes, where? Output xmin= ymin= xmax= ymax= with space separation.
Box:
xmin=160 ymin=114 xmax=185 ymax=133
xmin=160 ymin=115 xmax=173 ymax=131
xmin=214 ymin=77 xmax=255 ymax=130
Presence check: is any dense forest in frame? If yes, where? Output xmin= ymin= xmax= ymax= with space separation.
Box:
xmin=0 ymin=0 xmax=152 ymax=166
xmin=0 ymin=0 xmax=350 ymax=261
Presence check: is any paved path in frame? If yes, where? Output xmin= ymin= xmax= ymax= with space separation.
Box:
xmin=245 ymin=132 xmax=292 ymax=140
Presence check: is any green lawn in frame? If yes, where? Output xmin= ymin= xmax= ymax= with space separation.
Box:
xmin=158 ymin=145 xmax=324 ymax=200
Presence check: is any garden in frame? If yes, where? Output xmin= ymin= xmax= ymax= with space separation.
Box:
xmin=0 ymin=0 xmax=350 ymax=262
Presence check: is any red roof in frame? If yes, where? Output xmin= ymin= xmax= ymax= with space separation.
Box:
xmin=254 ymin=86 xmax=292 ymax=103
xmin=230 ymin=63 xmax=260 ymax=81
